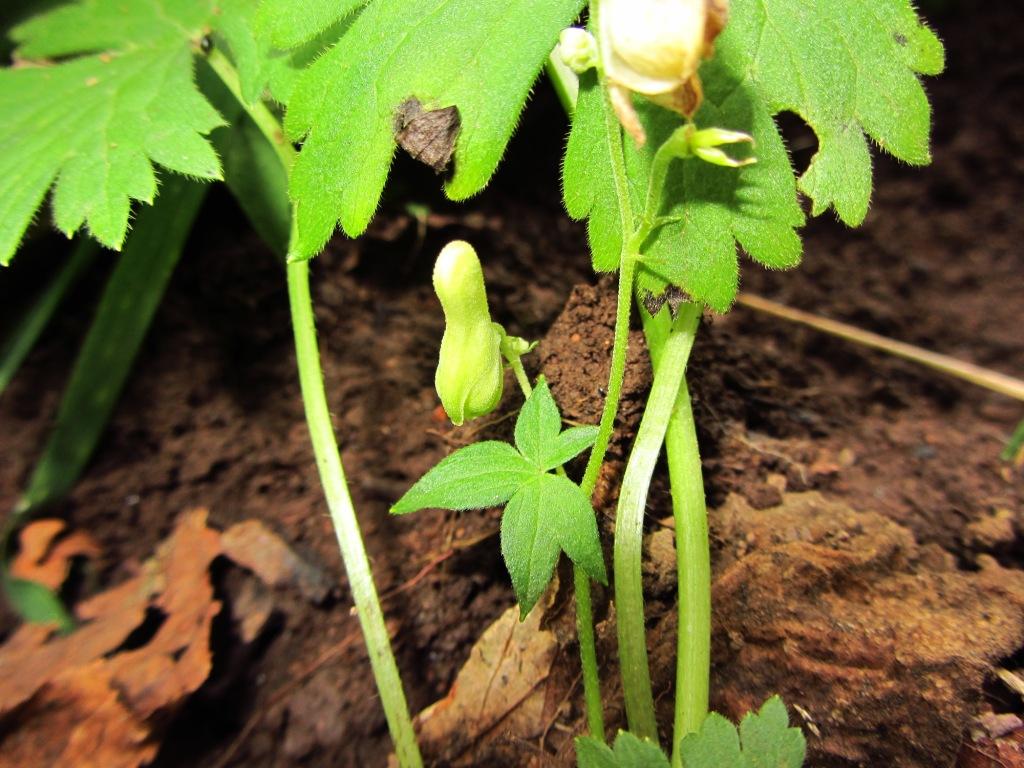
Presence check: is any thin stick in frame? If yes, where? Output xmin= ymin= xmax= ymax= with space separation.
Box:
xmin=737 ymin=293 xmax=1024 ymax=401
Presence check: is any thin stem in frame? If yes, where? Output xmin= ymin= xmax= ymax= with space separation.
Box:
xmin=207 ymin=50 xmax=421 ymax=767
xmin=288 ymin=260 xmax=422 ymax=768
xmin=614 ymin=305 xmax=700 ymax=740
xmin=205 ymin=47 xmax=297 ymax=172
xmin=508 ymin=355 xmax=533 ymax=398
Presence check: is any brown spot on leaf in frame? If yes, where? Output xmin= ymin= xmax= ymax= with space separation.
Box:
xmin=393 ymin=97 xmax=460 ymax=174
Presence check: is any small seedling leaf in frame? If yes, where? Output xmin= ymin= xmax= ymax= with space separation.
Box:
xmin=501 ymin=472 xmax=606 ymax=617
xmin=543 ymin=425 xmax=600 ymax=471
xmin=678 ymin=696 xmax=805 ymax=768
xmin=283 ymin=0 xmax=585 ymax=259
xmin=0 ymin=0 xmax=227 ymax=265
xmin=576 ymin=731 xmax=671 ymax=768
xmin=501 ymin=477 xmax=563 ymax=617
xmin=515 ymin=377 xmax=563 ymax=467
xmin=391 ymin=441 xmax=536 ymax=514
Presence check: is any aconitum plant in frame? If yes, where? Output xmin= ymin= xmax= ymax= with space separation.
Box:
xmin=0 ymin=0 xmax=942 ymax=765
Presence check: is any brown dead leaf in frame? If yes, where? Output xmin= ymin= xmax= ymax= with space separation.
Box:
xmin=417 ymin=601 xmax=558 ymax=765
xmin=0 ymin=661 xmax=155 ymax=768
xmin=10 ymin=519 xmax=99 ymax=590
xmin=0 ymin=507 xmax=321 ymax=767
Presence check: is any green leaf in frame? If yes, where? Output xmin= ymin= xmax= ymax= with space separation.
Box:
xmin=739 ymin=696 xmax=807 ymax=768
xmin=0 ymin=240 xmax=99 ymax=397
xmin=390 ymin=441 xmax=536 ymax=514
xmin=501 ymin=476 xmax=562 ymax=617
xmin=19 ymin=175 xmax=206 ymax=513
xmin=255 ymin=0 xmax=364 ymax=51
xmin=501 ymin=472 xmax=606 ymax=617
xmin=4 ymin=577 xmax=75 ymax=634
xmin=562 ymin=0 xmax=943 ymax=311
xmin=679 ymin=697 xmax=806 ymax=768
xmin=0 ymin=0 xmax=224 ymax=264
xmin=283 ymin=0 xmax=585 ymax=258
xmin=544 ymin=425 xmax=599 ymax=472
xmin=576 ymin=731 xmax=671 ymax=768
xmin=515 ymin=376 xmax=563 ymax=467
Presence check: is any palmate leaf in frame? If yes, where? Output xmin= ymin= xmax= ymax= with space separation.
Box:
xmin=282 ymin=0 xmax=586 ymax=259
xmin=563 ymin=0 xmax=944 ymax=312
xmin=0 ymin=0 xmax=227 ymax=265
xmin=678 ymin=696 xmax=806 ymax=768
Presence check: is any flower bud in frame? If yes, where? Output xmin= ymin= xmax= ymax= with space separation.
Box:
xmin=559 ymin=27 xmax=599 ymax=73
xmin=433 ymin=241 xmax=503 ymax=426
xmin=600 ymin=0 xmax=729 ymax=145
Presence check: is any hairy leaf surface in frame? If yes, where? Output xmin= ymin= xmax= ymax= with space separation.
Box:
xmin=0 ymin=0 xmax=225 ymax=264
xmin=283 ymin=0 xmax=585 ymax=259
xmin=563 ymin=0 xmax=944 ymax=311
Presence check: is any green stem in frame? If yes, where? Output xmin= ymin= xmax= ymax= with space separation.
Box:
xmin=208 ymin=50 xmax=421 ymax=767
xmin=614 ymin=305 xmax=700 ymax=740
xmin=665 ymin=374 xmax=710 ymax=763
xmin=288 ymin=261 xmax=422 ymax=768
xmin=205 ymin=47 xmax=297 ymax=172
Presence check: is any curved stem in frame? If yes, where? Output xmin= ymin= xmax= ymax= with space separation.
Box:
xmin=207 ymin=50 xmax=421 ymax=767
xmin=615 ymin=304 xmax=700 ymax=740
xmin=288 ymin=260 xmax=422 ymax=768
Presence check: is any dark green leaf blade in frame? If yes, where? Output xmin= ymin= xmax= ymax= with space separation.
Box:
xmin=284 ymin=0 xmax=585 ymax=258
xmin=18 ymin=175 xmax=206 ymax=513
xmin=544 ymin=425 xmax=599 ymax=472
xmin=501 ymin=477 xmax=562 ymax=617
xmin=514 ymin=376 xmax=563 ymax=467
xmin=391 ymin=441 xmax=537 ymax=514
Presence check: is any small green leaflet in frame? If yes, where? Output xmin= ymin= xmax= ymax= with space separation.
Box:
xmin=576 ymin=730 xmax=670 ymax=768
xmin=282 ymin=0 xmax=585 ymax=260
xmin=254 ymin=0 xmax=365 ymax=51
xmin=0 ymin=0 xmax=229 ymax=265
xmin=678 ymin=696 xmax=806 ymax=768
xmin=563 ymin=0 xmax=944 ymax=312
xmin=392 ymin=377 xmax=605 ymax=616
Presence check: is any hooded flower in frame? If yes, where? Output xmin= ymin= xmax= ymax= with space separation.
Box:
xmin=433 ymin=241 xmax=503 ymax=426
xmin=600 ymin=0 xmax=729 ymax=145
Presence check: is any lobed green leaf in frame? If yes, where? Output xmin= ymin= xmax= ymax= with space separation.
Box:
xmin=562 ymin=0 xmax=944 ymax=311
xmin=255 ymin=0 xmax=365 ymax=51
xmin=576 ymin=731 xmax=671 ymax=768
xmin=543 ymin=425 xmax=599 ymax=471
xmin=678 ymin=696 xmax=805 ymax=768
xmin=0 ymin=0 xmax=226 ymax=264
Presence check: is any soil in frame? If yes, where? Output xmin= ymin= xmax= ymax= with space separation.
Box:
xmin=1 ymin=1 xmax=1022 ymax=766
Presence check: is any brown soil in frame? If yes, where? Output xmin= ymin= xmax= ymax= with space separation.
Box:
xmin=1 ymin=1 xmax=1021 ymax=766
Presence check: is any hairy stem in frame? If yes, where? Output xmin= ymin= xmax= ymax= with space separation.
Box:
xmin=288 ymin=261 xmax=422 ymax=768
xmin=208 ymin=51 xmax=421 ymax=767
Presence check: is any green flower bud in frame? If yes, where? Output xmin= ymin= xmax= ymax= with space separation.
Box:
xmin=433 ymin=241 xmax=503 ymax=426
xmin=559 ymin=27 xmax=598 ymax=73
xmin=663 ymin=123 xmax=756 ymax=167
